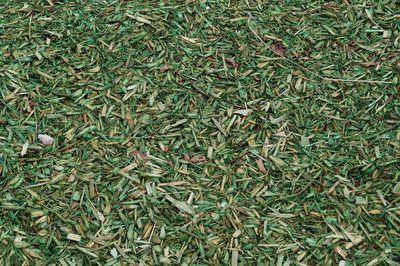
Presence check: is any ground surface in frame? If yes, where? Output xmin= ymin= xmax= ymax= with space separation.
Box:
xmin=1 ymin=1 xmax=399 ymax=265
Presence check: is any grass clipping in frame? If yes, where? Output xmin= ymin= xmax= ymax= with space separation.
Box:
xmin=0 ymin=1 xmax=399 ymax=265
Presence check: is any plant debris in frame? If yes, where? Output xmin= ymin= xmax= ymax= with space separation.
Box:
xmin=271 ymin=41 xmax=286 ymax=57
xmin=0 ymin=1 xmax=399 ymax=265
xmin=183 ymin=154 xmax=207 ymax=163
xmin=37 ymin=134 xmax=54 ymax=145
xmin=225 ymin=57 xmax=239 ymax=68
xmin=130 ymin=150 xmax=149 ymax=163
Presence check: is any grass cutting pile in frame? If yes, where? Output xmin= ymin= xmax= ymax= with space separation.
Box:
xmin=1 ymin=1 xmax=399 ymax=265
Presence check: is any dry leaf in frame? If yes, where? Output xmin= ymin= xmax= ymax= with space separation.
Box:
xmin=324 ymin=2 xmax=338 ymax=9
xmin=184 ymin=154 xmax=207 ymax=163
xmin=361 ymin=61 xmax=377 ymax=67
xmin=225 ymin=58 xmax=239 ymax=68
xmin=160 ymin=64 xmax=170 ymax=72
xmin=368 ymin=209 xmax=381 ymax=214
xmin=271 ymin=41 xmax=286 ymax=56
xmin=190 ymin=155 xmax=206 ymax=162
xmin=28 ymin=100 xmax=35 ymax=109
xmin=348 ymin=39 xmax=357 ymax=48
xmin=256 ymin=159 xmax=267 ymax=174
xmin=38 ymin=134 xmax=54 ymax=145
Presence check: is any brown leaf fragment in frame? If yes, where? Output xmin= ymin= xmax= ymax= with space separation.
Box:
xmin=4 ymin=50 xmax=12 ymax=58
xmin=255 ymin=159 xmax=267 ymax=174
xmin=160 ymin=64 xmax=170 ymax=72
xmin=184 ymin=154 xmax=207 ymax=163
xmin=348 ymin=39 xmax=357 ymax=48
xmin=271 ymin=41 xmax=286 ymax=57
xmin=225 ymin=58 xmax=239 ymax=68
xmin=324 ymin=2 xmax=338 ymax=9
xmin=190 ymin=154 xmax=206 ymax=162
xmin=361 ymin=61 xmax=377 ymax=67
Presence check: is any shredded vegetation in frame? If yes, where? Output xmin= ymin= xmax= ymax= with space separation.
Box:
xmin=1 ymin=1 xmax=399 ymax=265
